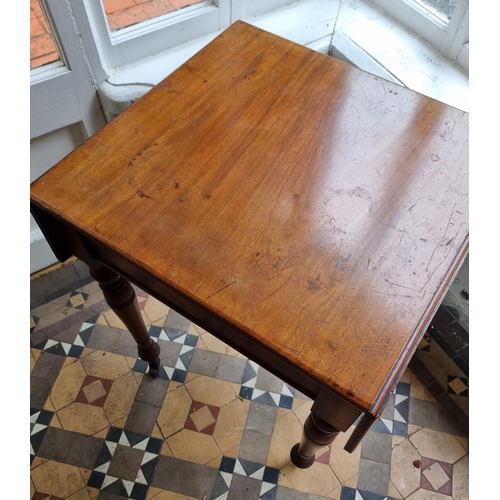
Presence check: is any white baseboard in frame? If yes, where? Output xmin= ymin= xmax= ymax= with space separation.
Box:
xmin=30 ymin=229 xmax=58 ymax=274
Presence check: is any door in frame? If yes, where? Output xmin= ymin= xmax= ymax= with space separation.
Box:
xmin=30 ymin=0 xmax=107 ymax=273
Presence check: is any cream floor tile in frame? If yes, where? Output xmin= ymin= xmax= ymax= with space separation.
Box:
xmin=266 ymin=452 xmax=280 ymax=468
xmin=50 ymin=359 xmax=87 ymax=410
xmin=195 ymin=328 xmax=242 ymax=357
xmin=67 ymin=486 xmax=92 ymax=499
xmin=31 ymin=460 xmax=85 ymax=498
xmin=31 ymin=348 xmax=42 ymax=363
xmin=184 ymin=373 xmax=200 ymax=384
xmin=406 ymin=490 xmax=452 ymax=500
xmin=167 ymin=429 xmax=221 ymax=465
xmin=407 ymin=424 xmax=422 ymax=437
xmin=329 ymin=425 xmax=361 ymax=484
xmin=331 ymin=486 xmax=342 ymax=500
xmin=81 ymin=347 xmax=96 ymax=358
xmin=213 ymin=398 xmax=250 ymax=453
xmin=96 ymin=315 xmax=108 ymax=326
xmin=276 ymin=407 xmax=292 ymax=420
xmin=452 ymin=454 xmax=469 ymax=500
xmin=410 ymin=377 xmax=436 ymax=402
xmin=160 ymin=441 xmax=174 ymax=457
xmin=225 ymin=444 xmax=240 ymax=458
xmin=213 ymin=399 xmax=250 ymax=453
xmin=103 ymin=371 xmax=139 ymax=423
xmin=292 ymin=397 xmax=311 ymax=410
xmin=392 ymin=434 xmax=406 ymax=447
xmin=388 ymin=480 xmax=403 ymax=499
xmin=31 ymin=457 xmax=48 ymax=470
xmin=277 ymin=472 xmax=293 ymax=489
xmin=143 ymin=295 xmax=170 ymax=323
xmin=206 ymin=455 xmax=222 ymax=469
xmin=390 ymin=438 xmax=421 ymax=498
xmin=455 ymin=435 xmax=469 ymax=451
xmin=343 ymin=474 xmax=358 ymax=488
xmin=409 ymin=429 xmax=467 ymax=464
xmin=147 ymin=486 xmax=165 ymax=499
xmin=186 ymin=375 xmax=236 ymax=407
xmin=152 ymin=423 xmax=164 ymax=439
xmin=80 ymin=350 xmax=132 ymax=380
xmin=152 ymin=316 xmax=168 ymax=327
xmin=63 ymin=356 xmax=79 ymax=368
xmin=293 ymin=400 xmax=313 ymax=426
xmin=79 ymin=467 xmax=92 ymax=484
xmin=43 ymin=397 xmax=56 ymax=412
xmin=269 ymin=411 xmax=303 ymax=469
xmin=281 ymin=461 xmax=340 ymax=497
xmin=57 ymin=402 xmax=110 ymax=435
xmin=101 ymin=309 xmax=127 ymax=330
xmin=88 ymin=487 xmax=99 ymax=500
xmin=157 ymin=385 xmax=192 ymax=438
xmin=50 ymin=412 xmax=63 ymax=429
xmin=30 ymin=351 xmax=37 ymax=373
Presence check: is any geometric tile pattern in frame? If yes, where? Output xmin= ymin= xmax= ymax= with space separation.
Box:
xmin=76 ymin=375 xmax=114 ymax=407
xmin=30 ymin=260 xmax=469 ymax=500
xmin=212 ymin=456 xmax=280 ymax=500
xmin=420 ymin=456 xmax=453 ymax=496
xmin=32 ymin=314 xmax=97 ymax=358
xmin=184 ymin=401 xmax=220 ymax=435
xmin=447 ymin=375 xmax=468 ymax=396
xmin=66 ymin=290 xmax=89 ymax=309
xmin=30 ymin=408 xmax=54 ymax=464
xmin=239 ymin=360 xmax=295 ymax=409
xmin=88 ymin=427 xmax=162 ymax=500
xmin=371 ymin=381 xmax=410 ymax=437
xmin=132 ymin=324 xmax=198 ymax=383
xmin=340 ymin=487 xmax=399 ymax=500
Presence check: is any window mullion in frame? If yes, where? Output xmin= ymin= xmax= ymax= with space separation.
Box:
xmin=439 ymin=0 xmax=469 ymax=57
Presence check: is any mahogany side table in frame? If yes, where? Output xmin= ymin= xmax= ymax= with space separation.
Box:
xmin=30 ymin=21 xmax=469 ymax=468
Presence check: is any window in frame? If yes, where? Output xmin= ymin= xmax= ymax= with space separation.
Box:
xmin=83 ymin=0 xmax=296 ymax=71
xmin=30 ymin=0 xmax=62 ymax=70
xmin=369 ymin=0 xmax=468 ymax=68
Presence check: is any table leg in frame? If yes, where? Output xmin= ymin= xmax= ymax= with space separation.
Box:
xmin=89 ymin=265 xmax=161 ymax=377
xmin=290 ymin=412 xmax=340 ymax=468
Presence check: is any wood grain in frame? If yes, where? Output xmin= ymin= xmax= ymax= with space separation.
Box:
xmin=31 ymin=21 xmax=468 ymax=416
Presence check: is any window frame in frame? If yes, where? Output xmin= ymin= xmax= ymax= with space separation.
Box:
xmin=82 ymin=0 xmax=297 ymax=71
xmin=368 ymin=0 xmax=468 ymax=67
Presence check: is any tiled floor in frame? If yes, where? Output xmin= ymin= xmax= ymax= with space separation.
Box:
xmin=30 ymin=260 xmax=469 ymax=500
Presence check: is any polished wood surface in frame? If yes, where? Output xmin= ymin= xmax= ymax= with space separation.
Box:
xmin=30 ymin=21 xmax=468 ymax=419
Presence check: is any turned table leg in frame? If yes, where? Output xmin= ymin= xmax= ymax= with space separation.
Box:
xmin=90 ymin=265 xmax=161 ymax=377
xmin=290 ymin=412 xmax=340 ymax=468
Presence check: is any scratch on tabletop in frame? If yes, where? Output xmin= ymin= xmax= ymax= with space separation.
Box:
xmin=281 ymin=255 xmax=296 ymax=272
xmin=426 ymin=204 xmax=456 ymax=271
xmin=278 ymin=343 xmax=302 ymax=356
xmin=207 ymin=281 xmax=237 ymax=299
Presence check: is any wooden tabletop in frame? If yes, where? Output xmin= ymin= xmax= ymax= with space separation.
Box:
xmin=30 ymin=21 xmax=469 ymax=418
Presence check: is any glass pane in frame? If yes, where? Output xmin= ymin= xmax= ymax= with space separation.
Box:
xmin=30 ymin=0 xmax=60 ymax=69
xmin=419 ymin=0 xmax=457 ymax=20
xmin=103 ymin=0 xmax=206 ymax=32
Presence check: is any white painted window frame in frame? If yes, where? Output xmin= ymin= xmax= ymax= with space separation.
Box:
xmin=369 ymin=0 xmax=468 ymax=67
xmin=83 ymin=0 xmax=296 ymax=71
